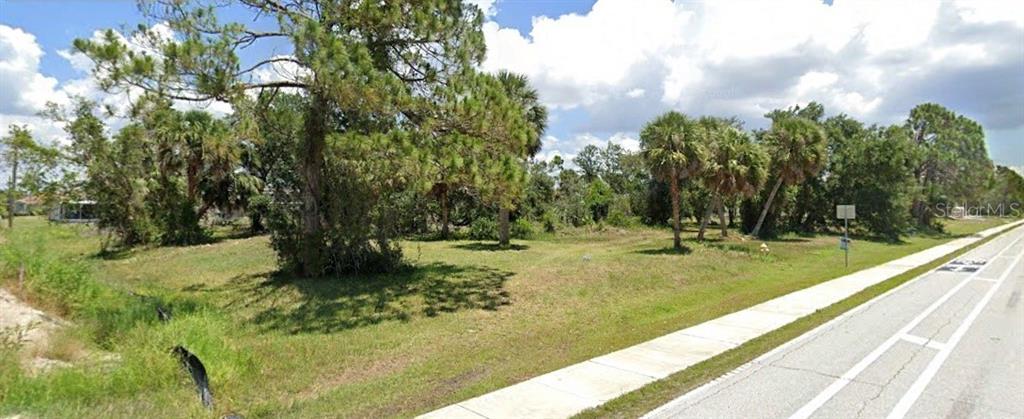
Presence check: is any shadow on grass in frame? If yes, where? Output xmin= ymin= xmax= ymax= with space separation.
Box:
xmin=843 ymin=232 xmax=910 ymax=245
xmin=635 ymin=246 xmax=693 ymax=255
xmin=194 ymin=262 xmax=512 ymax=334
xmin=700 ymin=241 xmax=754 ymax=254
xmin=767 ymin=236 xmax=812 ymax=243
xmin=206 ymin=228 xmax=263 ymax=244
xmin=90 ymin=227 xmax=264 ymax=260
xmin=92 ymin=247 xmax=136 ymax=260
xmin=452 ymin=242 xmax=530 ymax=251
xmin=406 ymin=231 xmax=468 ymax=242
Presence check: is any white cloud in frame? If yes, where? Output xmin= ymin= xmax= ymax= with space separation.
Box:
xmin=252 ymin=54 xmax=310 ymax=87
xmin=0 ymin=25 xmax=69 ymax=116
xmin=609 ymin=132 xmax=640 ymax=152
xmin=795 ymin=71 xmax=839 ymax=95
xmin=482 ymin=0 xmax=691 ymax=108
xmin=0 ymin=114 xmax=67 ymax=147
xmin=537 ymin=131 xmax=640 ymax=166
xmin=483 ymin=0 xmax=1024 ymax=164
xmin=953 ymin=0 xmax=1024 ymax=27
xmin=57 ymin=49 xmax=94 ymax=73
xmin=928 ymin=43 xmax=990 ymax=66
xmin=790 ymin=70 xmax=881 ymax=115
xmin=0 ymin=24 xmax=73 ymax=147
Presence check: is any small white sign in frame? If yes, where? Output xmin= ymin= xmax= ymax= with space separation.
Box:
xmin=836 ymin=204 xmax=856 ymax=220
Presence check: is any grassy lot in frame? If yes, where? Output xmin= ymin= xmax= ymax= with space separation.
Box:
xmin=0 ymin=216 xmax=1014 ymax=417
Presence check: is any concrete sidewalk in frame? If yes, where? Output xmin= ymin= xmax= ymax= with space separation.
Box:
xmin=419 ymin=221 xmax=1024 ymax=419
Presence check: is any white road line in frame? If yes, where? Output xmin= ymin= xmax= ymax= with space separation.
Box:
xmin=899 ymin=334 xmax=929 ymax=347
xmin=886 ymin=243 xmax=1024 ymax=419
xmin=972 ymin=277 xmax=999 ymax=283
xmin=898 ymin=334 xmax=945 ymax=351
xmin=788 ymin=230 xmax=1024 ymax=419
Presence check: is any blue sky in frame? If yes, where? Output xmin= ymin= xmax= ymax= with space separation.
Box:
xmin=1 ymin=0 xmax=1021 ymax=170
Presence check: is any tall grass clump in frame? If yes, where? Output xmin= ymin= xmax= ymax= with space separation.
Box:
xmin=0 ymin=224 xmax=152 ymax=346
xmin=0 ymin=225 xmax=255 ymax=416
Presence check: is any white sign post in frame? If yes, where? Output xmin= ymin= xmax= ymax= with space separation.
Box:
xmin=836 ymin=205 xmax=856 ymax=267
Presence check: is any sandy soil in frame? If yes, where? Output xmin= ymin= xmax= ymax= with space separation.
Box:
xmin=0 ymin=287 xmax=68 ymax=373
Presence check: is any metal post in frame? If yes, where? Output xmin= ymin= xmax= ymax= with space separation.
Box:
xmin=844 ymin=217 xmax=849 ymax=268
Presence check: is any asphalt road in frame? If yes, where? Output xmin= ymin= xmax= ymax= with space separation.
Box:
xmin=647 ymin=225 xmax=1024 ymax=419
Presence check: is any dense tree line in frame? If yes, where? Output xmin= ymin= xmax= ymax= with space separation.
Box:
xmin=7 ymin=1 xmax=1019 ymax=279
xmin=509 ymin=101 xmax=1009 ymax=246
xmin=19 ymin=97 xmax=1018 ymax=248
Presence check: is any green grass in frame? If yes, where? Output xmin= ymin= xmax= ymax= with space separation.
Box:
xmin=0 ymin=216 xmax=1014 ymax=417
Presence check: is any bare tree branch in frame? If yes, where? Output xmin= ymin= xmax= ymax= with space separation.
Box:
xmin=236 ymin=56 xmax=303 ymax=77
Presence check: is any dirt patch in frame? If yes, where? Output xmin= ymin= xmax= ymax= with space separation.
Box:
xmin=1 ymin=287 xmax=71 ymax=374
xmin=1 ymin=288 xmax=65 ymax=349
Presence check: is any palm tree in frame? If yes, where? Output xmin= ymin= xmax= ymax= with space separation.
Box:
xmin=697 ymin=120 xmax=768 ymax=239
xmin=495 ymin=71 xmax=547 ymax=247
xmin=750 ymin=117 xmax=828 ymax=237
xmin=640 ymin=111 xmax=707 ymax=250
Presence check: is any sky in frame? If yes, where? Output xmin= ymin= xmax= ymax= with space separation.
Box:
xmin=1 ymin=0 xmax=1021 ymax=171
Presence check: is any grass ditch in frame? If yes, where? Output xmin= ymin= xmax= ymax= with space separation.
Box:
xmin=0 ymin=225 xmax=255 ymax=418
xmin=574 ymin=222 xmax=1019 ymax=418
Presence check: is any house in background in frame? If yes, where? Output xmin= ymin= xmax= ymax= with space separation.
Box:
xmin=12 ymin=195 xmax=44 ymax=215
xmin=49 ymin=200 xmax=98 ymax=223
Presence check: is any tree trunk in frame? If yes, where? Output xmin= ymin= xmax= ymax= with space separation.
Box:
xmin=439 ymin=185 xmax=450 ymax=240
xmin=187 ymin=160 xmax=200 ymax=204
xmin=751 ymin=176 xmax=784 ymax=238
xmin=912 ymin=197 xmax=930 ymax=226
xmin=697 ymin=197 xmax=714 ymax=241
xmin=719 ymin=199 xmax=728 ymax=237
xmin=297 ymin=93 xmax=328 ymax=276
xmin=911 ymin=165 xmax=929 ymax=226
xmin=498 ymin=207 xmax=510 ymax=247
xmin=669 ymin=171 xmax=681 ymax=250
xmin=7 ymin=147 xmax=17 ymax=229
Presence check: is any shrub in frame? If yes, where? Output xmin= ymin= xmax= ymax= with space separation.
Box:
xmin=584 ymin=179 xmax=614 ymax=222
xmin=540 ymin=210 xmax=559 ymax=233
xmin=643 ymin=180 xmax=672 ymax=226
xmin=557 ymin=194 xmax=592 ymax=227
xmin=511 ymin=218 xmax=536 ymax=239
xmin=246 ymin=194 xmax=271 ymax=233
xmin=468 ymin=217 xmax=498 ymax=240
xmin=606 ymin=195 xmax=635 ymax=227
